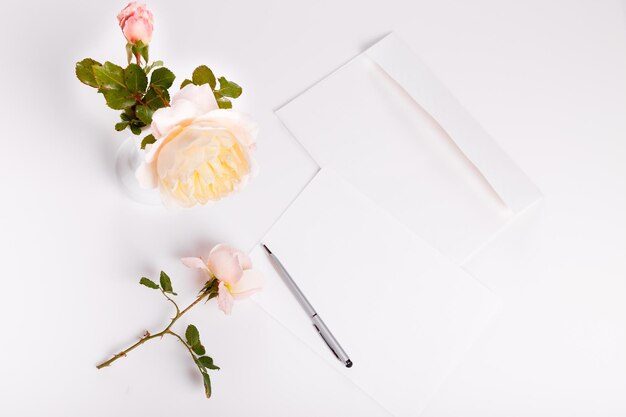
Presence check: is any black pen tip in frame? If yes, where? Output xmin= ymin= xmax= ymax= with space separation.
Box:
xmin=262 ymin=244 xmax=272 ymax=255
xmin=345 ymin=359 xmax=353 ymax=368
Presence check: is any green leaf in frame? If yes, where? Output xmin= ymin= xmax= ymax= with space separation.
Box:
xmin=124 ymin=63 xmax=148 ymax=94
xmin=140 ymin=134 xmax=156 ymax=150
xmin=115 ymin=122 xmax=128 ymax=131
xmin=146 ymin=60 xmax=164 ymax=73
xmin=140 ymin=45 xmax=149 ymax=63
xmin=129 ymin=118 xmax=146 ymax=128
xmin=144 ymin=86 xmax=170 ymax=110
xmin=192 ymin=65 xmax=216 ymax=89
xmin=216 ymin=97 xmax=232 ymax=109
xmin=75 ymin=58 xmax=101 ymax=88
xmin=180 ymin=79 xmax=193 ymax=89
xmin=94 ymin=62 xmax=135 ymax=110
xmin=120 ymin=112 xmax=132 ymax=122
xmin=150 ymin=67 xmax=175 ymax=89
xmin=130 ymin=125 xmax=142 ymax=135
xmin=93 ymin=61 xmax=126 ymax=91
xmin=100 ymin=89 xmax=136 ymax=110
xmin=139 ymin=277 xmax=160 ymax=289
xmin=125 ymin=43 xmax=133 ymax=64
xmin=198 ymin=356 xmax=220 ymax=370
xmin=136 ymin=105 xmax=154 ymax=125
xmin=130 ymin=42 xmax=148 ymax=63
xmin=199 ymin=278 xmax=217 ymax=294
xmin=159 ymin=271 xmax=176 ymax=295
xmin=202 ymin=372 xmax=212 ymax=398
xmin=192 ymin=343 xmax=206 ymax=356
xmin=185 ymin=323 xmax=206 ymax=355
xmin=216 ymin=76 xmax=242 ymax=98
xmin=185 ymin=324 xmax=200 ymax=347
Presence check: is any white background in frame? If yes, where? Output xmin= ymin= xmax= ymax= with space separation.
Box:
xmin=0 ymin=0 xmax=625 ymax=416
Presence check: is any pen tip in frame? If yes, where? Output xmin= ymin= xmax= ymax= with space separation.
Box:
xmin=261 ymin=243 xmax=272 ymax=255
xmin=345 ymin=359 xmax=353 ymax=368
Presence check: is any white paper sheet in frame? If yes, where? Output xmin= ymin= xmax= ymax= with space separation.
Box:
xmin=251 ymin=168 xmax=500 ymax=417
xmin=276 ymin=33 xmax=541 ymax=263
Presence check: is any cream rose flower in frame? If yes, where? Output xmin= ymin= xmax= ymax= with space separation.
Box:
xmin=136 ymin=84 xmax=258 ymax=207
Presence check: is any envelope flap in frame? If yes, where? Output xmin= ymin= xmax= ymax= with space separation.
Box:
xmin=276 ymin=33 xmax=541 ymax=263
xmin=366 ymin=33 xmax=542 ymax=213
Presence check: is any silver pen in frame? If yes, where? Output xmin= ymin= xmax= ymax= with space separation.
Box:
xmin=262 ymin=244 xmax=353 ymax=368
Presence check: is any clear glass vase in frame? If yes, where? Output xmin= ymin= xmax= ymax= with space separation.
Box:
xmin=114 ymin=135 xmax=161 ymax=205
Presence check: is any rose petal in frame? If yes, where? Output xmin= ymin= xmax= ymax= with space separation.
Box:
xmin=117 ymin=2 xmax=142 ymax=26
xmin=230 ymin=269 xmax=264 ymax=300
xmin=122 ymin=15 xmax=152 ymax=44
xmin=135 ymin=160 xmax=158 ymax=189
xmin=196 ymin=110 xmax=259 ymax=148
xmin=181 ymin=257 xmax=208 ymax=270
xmin=117 ymin=3 xmax=153 ymax=45
xmin=207 ymin=244 xmax=244 ymax=284
xmin=172 ymin=84 xmax=218 ymax=115
xmin=208 ymin=243 xmax=252 ymax=270
xmin=235 ymin=250 xmax=252 ymax=270
xmin=151 ymin=99 xmax=197 ymax=140
xmin=217 ymin=282 xmax=234 ymax=315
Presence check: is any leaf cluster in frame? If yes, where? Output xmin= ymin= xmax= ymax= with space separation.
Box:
xmin=180 ymin=65 xmax=243 ymax=109
xmin=75 ymin=58 xmax=174 ymax=139
xmin=200 ymin=278 xmax=219 ymax=301
xmin=139 ymin=271 xmax=177 ymax=295
xmin=186 ymin=324 xmax=220 ymax=398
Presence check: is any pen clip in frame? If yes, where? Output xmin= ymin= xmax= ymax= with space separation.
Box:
xmin=313 ymin=323 xmax=339 ymax=360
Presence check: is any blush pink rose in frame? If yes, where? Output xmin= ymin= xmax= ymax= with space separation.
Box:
xmin=117 ymin=2 xmax=154 ymax=45
xmin=182 ymin=244 xmax=263 ymax=315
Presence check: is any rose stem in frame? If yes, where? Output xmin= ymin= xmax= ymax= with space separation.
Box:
xmin=95 ymin=289 xmax=211 ymax=369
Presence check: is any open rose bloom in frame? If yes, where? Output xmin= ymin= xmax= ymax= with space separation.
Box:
xmin=136 ymin=84 xmax=259 ymax=207
xmin=182 ymin=244 xmax=263 ymax=314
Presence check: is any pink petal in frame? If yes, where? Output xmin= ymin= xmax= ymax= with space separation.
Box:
xmin=207 ymin=244 xmax=244 ymax=284
xmin=208 ymin=243 xmax=252 ymax=269
xmin=181 ymin=257 xmax=208 ymax=270
xmin=217 ymin=282 xmax=234 ymax=315
xmin=117 ymin=2 xmax=142 ymax=25
xmin=230 ymin=269 xmax=264 ymax=300
xmin=235 ymin=250 xmax=252 ymax=270
xmin=122 ymin=15 xmax=153 ymax=44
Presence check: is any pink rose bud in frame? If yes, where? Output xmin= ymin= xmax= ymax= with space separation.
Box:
xmin=117 ymin=2 xmax=154 ymax=45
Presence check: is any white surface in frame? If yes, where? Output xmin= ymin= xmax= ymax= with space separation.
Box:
xmin=251 ymin=168 xmax=499 ymax=416
xmin=0 ymin=0 xmax=624 ymax=416
xmin=277 ymin=33 xmax=541 ymax=263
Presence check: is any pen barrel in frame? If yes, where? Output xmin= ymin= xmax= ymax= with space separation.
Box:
xmin=311 ymin=314 xmax=351 ymax=365
xmin=268 ymin=254 xmax=317 ymax=317
xmin=264 ymin=246 xmax=351 ymax=367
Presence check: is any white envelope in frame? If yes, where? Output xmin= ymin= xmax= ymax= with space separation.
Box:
xmin=276 ymin=33 xmax=541 ymax=263
xmin=250 ymin=168 xmax=500 ymax=417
